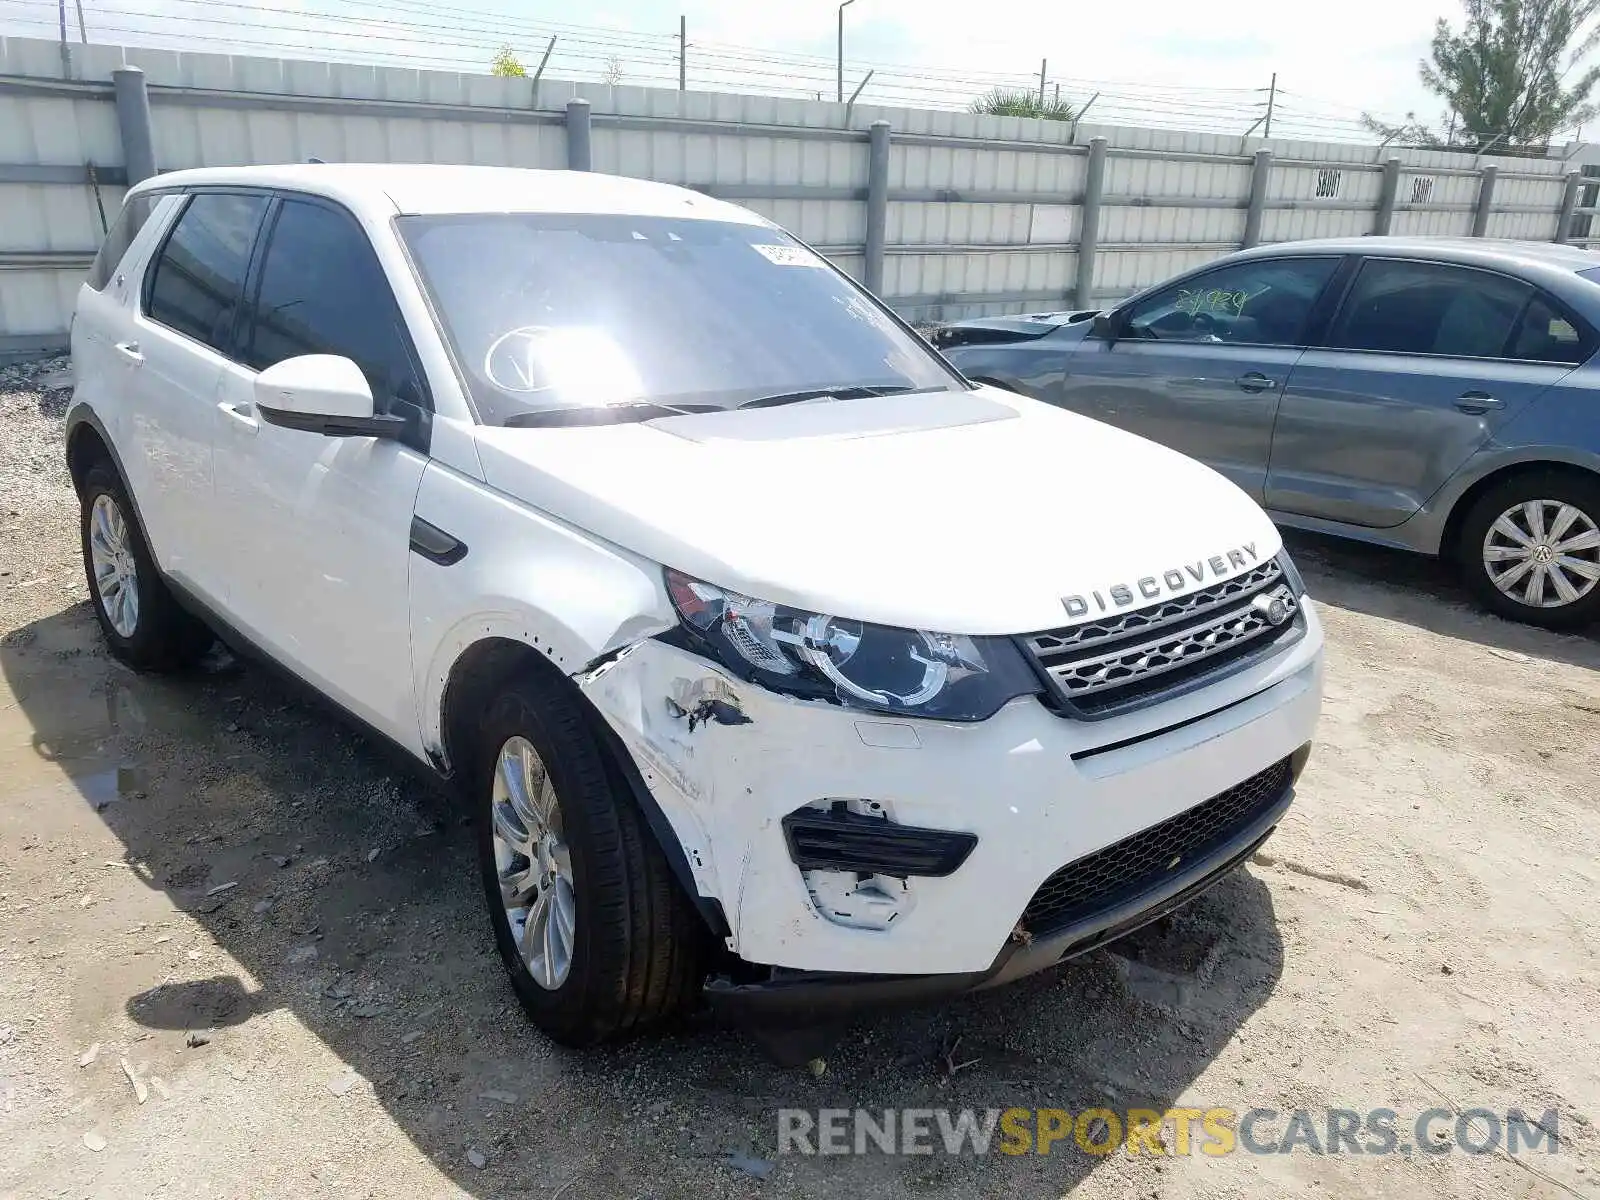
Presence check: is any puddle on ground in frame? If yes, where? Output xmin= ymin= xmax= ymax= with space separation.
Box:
xmin=0 ymin=611 xmax=212 ymax=816
xmin=77 ymin=763 xmax=150 ymax=811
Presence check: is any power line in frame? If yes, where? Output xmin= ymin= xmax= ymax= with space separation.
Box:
xmin=0 ymin=0 xmax=1415 ymax=141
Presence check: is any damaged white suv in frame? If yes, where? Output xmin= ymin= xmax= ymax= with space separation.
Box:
xmin=68 ymin=164 xmax=1324 ymax=1045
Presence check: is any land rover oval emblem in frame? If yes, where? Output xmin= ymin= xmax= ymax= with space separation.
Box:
xmin=1252 ymin=588 xmax=1294 ymax=627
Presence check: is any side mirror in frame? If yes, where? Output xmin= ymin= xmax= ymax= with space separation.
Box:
xmin=253 ymin=355 xmax=404 ymax=439
xmin=1090 ymin=312 xmax=1121 ymax=345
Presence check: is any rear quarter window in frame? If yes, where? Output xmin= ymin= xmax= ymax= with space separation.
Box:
xmin=87 ymin=193 xmax=158 ymax=291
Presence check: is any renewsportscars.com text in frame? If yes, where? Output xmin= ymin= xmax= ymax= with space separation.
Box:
xmin=776 ymin=1106 xmax=1560 ymax=1158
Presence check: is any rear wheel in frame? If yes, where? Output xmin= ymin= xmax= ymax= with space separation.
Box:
xmin=472 ymin=675 xmax=704 ymax=1045
xmin=79 ymin=461 xmax=213 ymax=670
xmin=1457 ymin=471 xmax=1600 ymax=630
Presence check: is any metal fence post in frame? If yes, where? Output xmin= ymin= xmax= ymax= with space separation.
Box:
xmin=863 ymin=120 xmax=890 ymax=295
xmin=1555 ymin=170 xmax=1581 ymax=244
xmin=565 ymin=98 xmax=592 ymax=171
xmin=1074 ymin=136 xmax=1107 ymax=309
xmin=1471 ymin=164 xmax=1497 ymax=237
xmin=1242 ymin=148 xmax=1272 ymax=248
xmin=112 ymin=68 xmax=157 ymax=187
xmin=1375 ymin=156 xmax=1400 ymax=236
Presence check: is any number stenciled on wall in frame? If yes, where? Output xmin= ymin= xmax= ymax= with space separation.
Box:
xmin=1410 ymin=176 xmax=1435 ymax=204
xmin=1315 ymin=168 xmax=1342 ymax=199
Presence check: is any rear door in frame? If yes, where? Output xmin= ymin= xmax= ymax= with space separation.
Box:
xmin=1058 ymin=255 xmax=1341 ymax=500
xmin=122 ymin=190 xmax=271 ymax=604
xmin=1267 ymin=257 xmax=1586 ymax=528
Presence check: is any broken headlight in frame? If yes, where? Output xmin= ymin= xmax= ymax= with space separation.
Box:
xmin=664 ymin=569 xmax=1041 ymax=721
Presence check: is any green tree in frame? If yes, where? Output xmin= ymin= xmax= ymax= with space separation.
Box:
xmin=490 ymin=45 xmax=527 ymax=77
xmin=1364 ymin=0 xmax=1600 ymax=149
xmin=969 ymin=87 xmax=1076 ymax=121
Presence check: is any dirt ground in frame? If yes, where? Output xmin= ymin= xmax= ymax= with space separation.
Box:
xmin=1 ymin=358 xmax=1598 ymax=1200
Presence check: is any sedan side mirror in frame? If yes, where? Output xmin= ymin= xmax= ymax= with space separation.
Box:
xmin=1090 ymin=312 xmax=1121 ymax=345
xmin=254 ymin=355 xmax=404 ymax=439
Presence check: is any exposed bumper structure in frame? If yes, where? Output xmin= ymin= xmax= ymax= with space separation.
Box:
xmin=577 ymin=598 xmax=1325 ymax=1006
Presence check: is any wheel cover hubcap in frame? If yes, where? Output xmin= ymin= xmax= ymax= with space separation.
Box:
xmin=490 ymin=735 xmax=575 ymax=990
xmin=1482 ymin=499 xmax=1600 ymax=608
xmin=88 ymin=493 xmax=140 ymax=638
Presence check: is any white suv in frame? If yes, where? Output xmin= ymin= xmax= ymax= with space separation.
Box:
xmin=68 ymin=164 xmax=1324 ymax=1045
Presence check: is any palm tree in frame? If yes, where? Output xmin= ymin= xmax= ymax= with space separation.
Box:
xmin=970 ymin=87 xmax=1077 ymax=121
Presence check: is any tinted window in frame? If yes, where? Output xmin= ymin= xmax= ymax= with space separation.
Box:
xmin=1328 ymin=259 xmax=1530 ymax=358
xmin=1122 ymin=257 xmax=1338 ymax=346
xmin=1508 ymin=293 xmax=1589 ymax=365
xmin=88 ymin=192 xmax=161 ymax=290
xmin=145 ymin=193 xmax=267 ymax=354
xmin=243 ymin=199 xmax=426 ymax=411
xmin=396 ymin=214 xmax=961 ymax=426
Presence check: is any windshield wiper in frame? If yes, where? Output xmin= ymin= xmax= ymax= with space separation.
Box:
xmin=734 ymin=384 xmax=924 ymax=410
xmin=502 ymin=401 xmax=719 ymax=428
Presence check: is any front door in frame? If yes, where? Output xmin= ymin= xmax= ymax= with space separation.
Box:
xmin=1267 ymin=258 xmax=1583 ymax=528
xmin=1058 ymin=255 xmax=1341 ymax=500
xmin=211 ymin=196 xmax=434 ymax=751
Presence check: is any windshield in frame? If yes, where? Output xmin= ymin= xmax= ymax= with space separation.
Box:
xmin=397 ymin=213 xmax=962 ymax=425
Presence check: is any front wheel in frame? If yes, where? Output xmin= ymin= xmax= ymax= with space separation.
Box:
xmin=1457 ymin=471 xmax=1600 ymax=630
xmin=472 ymin=676 xmax=704 ymax=1045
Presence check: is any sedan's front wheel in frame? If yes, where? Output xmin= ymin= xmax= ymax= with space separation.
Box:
xmin=1458 ymin=471 xmax=1600 ymax=630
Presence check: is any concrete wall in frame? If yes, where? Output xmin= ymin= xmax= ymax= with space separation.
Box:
xmin=0 ymin=34 xmax=1586 ymax=355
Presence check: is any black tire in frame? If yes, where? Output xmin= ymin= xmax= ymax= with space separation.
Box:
xmin=472 ymin=674 xmax=704 ymax=1045
xmin=1457 ymin=470 xmax=1600 ymax=630
xmin=79 ymin=461 xmax=214 ymax=671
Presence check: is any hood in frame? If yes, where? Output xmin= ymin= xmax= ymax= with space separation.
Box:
xmin=472 ymin=386 xmax=1282 ymax=636
xmin=931 ymin=310 xmax=1098 ymax=350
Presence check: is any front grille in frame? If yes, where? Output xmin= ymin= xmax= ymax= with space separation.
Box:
xmin=1023 ymin=561 xmax=1298 ymax=717
xmin=1022 ymin=757 xmax=1291 ymax=934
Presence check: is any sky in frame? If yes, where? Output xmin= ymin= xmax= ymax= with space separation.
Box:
xmin=0 ymin=0 xmax=1563 ymax=142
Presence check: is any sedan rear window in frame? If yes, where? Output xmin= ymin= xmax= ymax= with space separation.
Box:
xmin=1327 ymin=259 xmax=1529 ymax=358
xmin=397 ymin=214 xmax=960 ymax=425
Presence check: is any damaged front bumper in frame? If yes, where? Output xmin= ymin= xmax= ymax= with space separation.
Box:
xmin=702 ymin=747 xmax=1300 ymax=1024
xmin=576 ymin=601 xmax=1324 ymax=1009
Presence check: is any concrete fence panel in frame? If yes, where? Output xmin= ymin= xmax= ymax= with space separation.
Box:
xmin=1 ymin=33 xmax=1593 ymax=355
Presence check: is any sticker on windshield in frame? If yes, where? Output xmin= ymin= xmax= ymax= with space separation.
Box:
xmin=753 ymin=242 xmax=824 ymax=267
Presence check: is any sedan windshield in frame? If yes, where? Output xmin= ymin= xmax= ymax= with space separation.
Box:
xmin=397 ymin=213 xmax=962 ymax=425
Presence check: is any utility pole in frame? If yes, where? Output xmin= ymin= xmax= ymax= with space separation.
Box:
xmin=55 ymin=0 xmax=70 ymax=76
xmin=836 ymin=0 xmax=855 ymax=103
xmin=1054 ymin=82 xmax=1060 ymax=105
xmin=73 ymin=0 xmax=86 ymax=41
xmin=1038 ymin=58 xmax=1047 ymax=106
xmin=678 ymin=14 xmax=686 ymax=91
xmin=1263 ymin=71 xmax=1277 ymax=139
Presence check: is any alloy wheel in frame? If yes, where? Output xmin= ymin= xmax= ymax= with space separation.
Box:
xmin=490 ymin=735 xmax=576 ymax=990
xmin=1482 ymin=499 xmax=1600 ymax=609
xmin=88 ymin=493 xmax=140 ymax=637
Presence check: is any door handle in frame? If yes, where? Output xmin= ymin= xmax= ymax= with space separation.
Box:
xmin=113 ymin=340 xmax=143 ymax=366
xmin=1455 ymin=391 xmax=1502 ymax=415
xmin=217 ymin=400 xmax=259 ymax=436
xmin=1235 ymin=372 xmax=1278 ymax=393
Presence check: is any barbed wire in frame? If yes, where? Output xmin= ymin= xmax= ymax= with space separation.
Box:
xmin=0 ymin=0 xmax=1480 ymax=142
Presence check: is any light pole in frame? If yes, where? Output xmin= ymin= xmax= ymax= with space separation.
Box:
xmin=836 ymin=0 xmax=855 ymax=103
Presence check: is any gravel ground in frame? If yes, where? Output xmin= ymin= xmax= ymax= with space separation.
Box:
xmin=1 ymin=360 xmax=1598 ymax=1199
